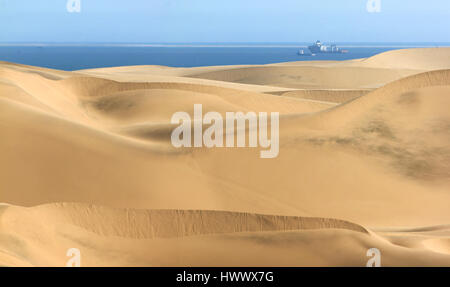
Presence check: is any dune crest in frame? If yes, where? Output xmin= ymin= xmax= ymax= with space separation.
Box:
xmin=1 ymin=203 xmax=369 ymax=239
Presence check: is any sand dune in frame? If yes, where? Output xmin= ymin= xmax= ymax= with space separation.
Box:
xmin=1 ymin=48 xmax=450 ymax=266
xmin=77 ymin=65 xmax=297 ymax=94
xmin=1 ymin=203 xmax=449 ymax=267
xmin=186 ymin=66 xmax=419 ymax=89
xmin=360 ymin=48 xmax=450 ymax=70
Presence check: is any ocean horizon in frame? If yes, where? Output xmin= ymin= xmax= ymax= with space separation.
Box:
xmin=1 ymin=42 xmax=449 ymax=71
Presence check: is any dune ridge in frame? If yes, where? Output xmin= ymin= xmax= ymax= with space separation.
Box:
xmin=1 ymin=203 xmax=368 ymax=239
xmin=1 ymin=203 xmax=450 ymax=267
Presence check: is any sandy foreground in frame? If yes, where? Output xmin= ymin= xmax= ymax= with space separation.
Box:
xmin=0 ymin=48 xmax=450 ymax=266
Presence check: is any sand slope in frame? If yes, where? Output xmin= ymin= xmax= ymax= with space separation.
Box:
xmin=361 ymin=48 xmax=450 ymax=70
xmin=1 ymin=48 xmax=450 ymax=266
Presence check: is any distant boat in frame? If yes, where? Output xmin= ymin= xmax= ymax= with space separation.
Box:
xmin=297 ymin=49 xmax=307 ymax=56
xmin=308 ymin=40 xmax=348 ymax=54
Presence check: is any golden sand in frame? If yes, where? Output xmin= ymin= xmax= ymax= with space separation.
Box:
xmin=0 ymin=48 xmax=450 ymax=266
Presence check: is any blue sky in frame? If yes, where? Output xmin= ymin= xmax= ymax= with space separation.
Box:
xmin=0 ymin=0 xmax=449 ymax=43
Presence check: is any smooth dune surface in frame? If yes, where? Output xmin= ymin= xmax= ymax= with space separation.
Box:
xmin=1 ymin=48 xmax=450 ymax=266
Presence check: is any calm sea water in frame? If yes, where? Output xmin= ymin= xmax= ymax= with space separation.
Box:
xmin=0 ymin=44 xmax=447 ymax=71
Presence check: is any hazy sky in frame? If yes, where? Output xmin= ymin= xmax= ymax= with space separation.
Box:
xmin=1 ymin=0 xmax=449 ymax=43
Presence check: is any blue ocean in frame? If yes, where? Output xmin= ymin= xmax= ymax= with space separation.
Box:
xmin=0 ymin=43 xmax=447 ymax=71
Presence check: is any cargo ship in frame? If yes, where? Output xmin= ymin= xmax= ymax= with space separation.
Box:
xmin=308 ymin=40 xmax=348 ymax=54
